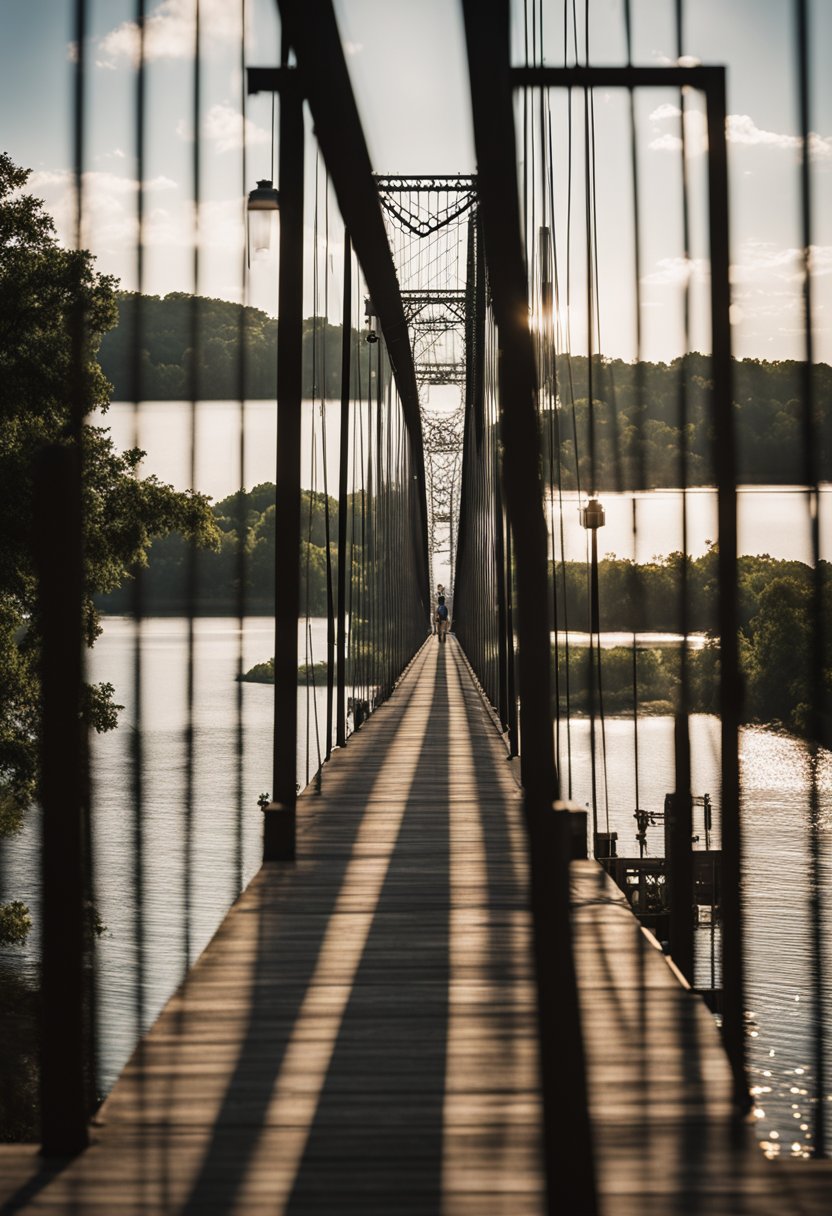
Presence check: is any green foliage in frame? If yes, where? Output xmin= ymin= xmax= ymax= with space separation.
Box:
xmin=555 ymin=552 xmax=832 ymax=731
xmin=240 ymin=636 xmax=384 ymax=687
xmin=0 ymin=964 xmax=39 ymax=1140
xmin=543 ymin=353 xmax=832 ymax=489
xmin=98 ymin=293 xmax=387 ymax=400
xmin=98 ymin=485 xmax=343 ymax=616
xmin=0 ymin=153 xmax=219 ymax=942
xmin=741 ymin=573 xmax=831 ymax=732
xmin=0 ymin=902 xmax=32 ymax=947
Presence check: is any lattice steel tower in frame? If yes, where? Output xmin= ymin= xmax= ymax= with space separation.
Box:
xmin=374 ymin=176 xmax=478 ymax=600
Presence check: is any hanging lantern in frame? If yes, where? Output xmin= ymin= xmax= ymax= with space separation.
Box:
xmin=364 ymin=296 xmax=378 ymax=344
xmin=579 ymin=497 xmax=605 ymax=530
xmin=247 ymin=179 xmax=280 ymax=255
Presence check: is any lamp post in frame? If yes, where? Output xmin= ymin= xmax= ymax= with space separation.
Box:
xmin=247 ymin=178 xmax=280 ymax=259
xmin=364 ymin=295 xmax=378 ymax=343
xmin=580 ymin=496 xmax=605 ymax=855
xmin=246 ymin=67 xmax=303 ymax=863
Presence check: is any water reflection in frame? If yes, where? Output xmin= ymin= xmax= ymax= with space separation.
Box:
xmin=2 ymin=615 xmax=830 ymax=1157
xmin=561 ymin=714 xmax=832 ymax=1156
xmin=2 ymin=617 xmax=333 ymax=1092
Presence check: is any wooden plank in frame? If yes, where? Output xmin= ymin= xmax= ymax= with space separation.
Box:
xmin=0 ymin=637 xmax=824 ymax=1214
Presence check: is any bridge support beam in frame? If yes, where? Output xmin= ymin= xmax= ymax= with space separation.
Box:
xmin=271 ymin=65 xmax=304 ymax=836
xmin=36 ymin=447 xmax=90 ymax=1157
xmin=462 ymin=3 xmax=598 ymax=1212
xmin=261 ymin=801 xmax=296 ymax=862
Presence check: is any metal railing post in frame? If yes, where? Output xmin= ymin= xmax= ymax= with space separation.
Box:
xmin=35 ymin=446 xmax=89 ymax=1156
xmin=667 ymin=715 xmax=694 ymax=982
xmin=336 ymin=229 xmax=352 ymax=748
xmin=268 ymin=66 xmax=304 ymax=859
xmin=706 ymin=68 xmax=747 ymax=1113
xmin=461 ymin=4 xmax=598 ymax=1210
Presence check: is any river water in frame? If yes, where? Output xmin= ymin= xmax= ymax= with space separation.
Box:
xmin=3 ymin=400 xmax=830 ymax=1156
xmin=2 ymin=615 xmax=828 ymax=1159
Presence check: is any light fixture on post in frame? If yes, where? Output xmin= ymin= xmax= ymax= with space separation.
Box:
xmin=247 ymin=178 xmax=280 ymax=260
xmin=364 ymin=295 xmax=378 ymax=343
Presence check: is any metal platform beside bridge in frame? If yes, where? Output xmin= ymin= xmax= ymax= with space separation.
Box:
xmin=0 ymin=637 xmax=820 ymax=1215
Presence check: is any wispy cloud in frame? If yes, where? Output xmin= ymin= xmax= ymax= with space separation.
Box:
xmin=93 ymin=0 xmax=240 ymax=69
xmin=648 ymin=106 xmax=832 ymax=160
xmin=25 ymin=169 xmax=180 ymax=256
xmin=642 ymin=243 xmax=832 ymax=289
xmin=648 ymin=103 xmax=682 ymax=123
xmin=650 ymin=52 xmax=702 ymax=68
xmin=202 ymin=103 xmax=270 ymax=154
xmin=641 ymin=255 xmax=709 ymax=287
xmin=731 ymin=240 xmax=832 ymax=283
xmin=175 ymin=104 xmax=270 ymax=153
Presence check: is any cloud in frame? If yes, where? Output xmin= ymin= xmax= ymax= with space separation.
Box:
xmin=648 ymin=107 xmax=707 ymax=155
xmin=731 ymin=240 xmax=832 ymax=283
xmin=648 ymin=106 xmax=832 ymax=161
xmin=94 ymin=0 xmax=241 ymax=68
xmin=651 ymin=52 xmax=701 ymax=68
xmin=643 ymin=243 xmax=832 ymax=291
xmin=175 ymin=104 xmax=269 ymax=153
xmin=25 ymin=169 xmax=181 ymax=258
xmin=649 ymin=103 xmax=682 ymax=122
xmin=648 ymin=132 xmax=686 ymax=154
xmin=641 ymin=256 xmax=709 ymax=287
xmin=202 ymin=103 xmax=271 ymax=154
xmin=727 ymin=114 xmax=832 ymax=159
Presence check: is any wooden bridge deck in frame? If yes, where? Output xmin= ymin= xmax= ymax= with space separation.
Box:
xmin=0 ymin=636 xmax=821 ymax=1213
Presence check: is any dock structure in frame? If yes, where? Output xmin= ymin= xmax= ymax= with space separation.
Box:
xmin=0 ymin=638 xmax=815 ymax=1215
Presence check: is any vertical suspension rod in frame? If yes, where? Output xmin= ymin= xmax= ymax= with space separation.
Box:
xmin=336 ymin=230 xmax=352 ymax=747
xmin=706 ymin=69 xmax=746 ymax=1113
xmin=272 ymin=69 xmax=304 ymax=833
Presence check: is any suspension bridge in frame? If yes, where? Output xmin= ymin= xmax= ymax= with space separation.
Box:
xmin=1 ymin=0 xmax=830 ymax=1213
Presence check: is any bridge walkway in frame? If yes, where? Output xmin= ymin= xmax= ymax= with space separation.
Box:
xmin=0 ymin=636 xmax=815 ymax=1214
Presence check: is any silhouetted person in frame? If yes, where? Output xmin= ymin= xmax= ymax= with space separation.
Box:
xmin=435 ymin=595 xmax=449 ymax=644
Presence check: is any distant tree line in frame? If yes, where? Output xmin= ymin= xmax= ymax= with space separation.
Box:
xmin=540 ymin=353 xmax=832 ymax=488
xmin=99 ymin=515 xmax=832 ymax=734
xmin=97 ymin=292 xmax=387 ymax=400
xmin=551 ymin=550 xmax=832 ymax=734
xmin=98 ymin=297 xmax=832 ymax=489
xmin=97 ymin=483 xmax=350 ymax=616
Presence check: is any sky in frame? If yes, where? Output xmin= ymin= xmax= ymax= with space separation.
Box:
xmin=1 ymin=0 xmax=830 ymax=363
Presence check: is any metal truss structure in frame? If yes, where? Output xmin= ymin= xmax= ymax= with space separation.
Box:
xmin=374 ymin=176 xmax=478 ymax=594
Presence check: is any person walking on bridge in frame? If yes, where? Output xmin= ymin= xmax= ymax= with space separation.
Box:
xmin=435 ymin=594 xmax=449 ymax=644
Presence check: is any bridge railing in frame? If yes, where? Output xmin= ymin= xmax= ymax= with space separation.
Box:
xmin=1 ymin=0 xmax=430 ymax=1156
xmin=455 ymin=0 xmax=829 ymax=1204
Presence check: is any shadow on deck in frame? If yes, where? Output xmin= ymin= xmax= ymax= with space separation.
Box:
xmin=0 ymin=637 xmax=821 ymax=1214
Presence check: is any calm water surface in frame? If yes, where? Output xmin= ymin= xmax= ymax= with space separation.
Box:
xmin=99 ymin=400 xmax=832 ymax=565
xmin=2 ymin=617 xmax=830 ymax=1158
xmin=7 ymin=400 xmax=832 ymax=1155
xmin=562 ymin=713 xmax=832 ymax=1159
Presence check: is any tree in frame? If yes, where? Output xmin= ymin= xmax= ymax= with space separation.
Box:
xmin=744 ymin=576 xmax=812 ymax=729
xmin=0 ymin=153 xmax=219 ymax=944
